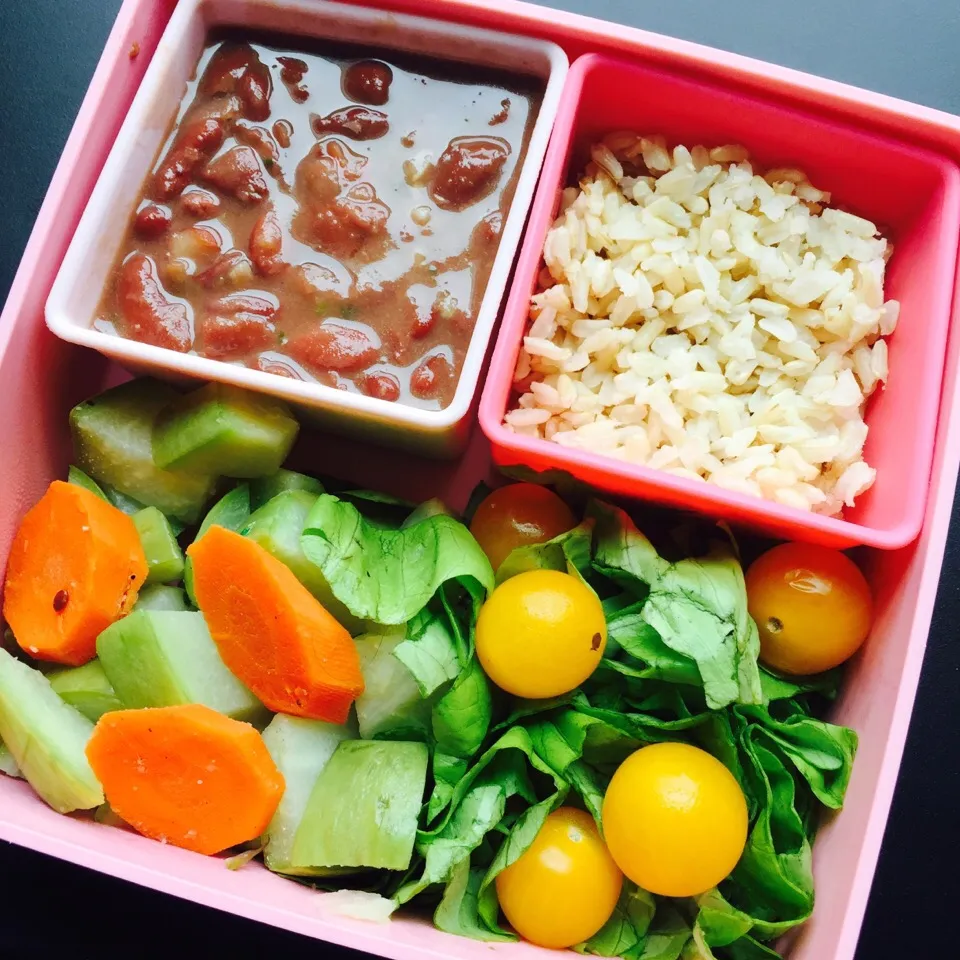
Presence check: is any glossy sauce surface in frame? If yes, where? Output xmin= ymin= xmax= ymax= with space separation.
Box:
xmin=95 ymin=37 xmax=541 ymax=409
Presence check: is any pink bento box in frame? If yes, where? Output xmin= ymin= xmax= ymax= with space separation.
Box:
xmin=3 ymin=2 xmax=960 ymax=960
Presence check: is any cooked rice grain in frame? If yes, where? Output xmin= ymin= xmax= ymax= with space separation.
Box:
xmin=504 ymin=135 xmax=899 ymax=517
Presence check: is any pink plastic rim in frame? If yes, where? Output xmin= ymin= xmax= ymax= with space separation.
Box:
xmin=4 ymin=3 xmax=960 ymax=960
xmin=479 ymin=51 xmax=960 ymax=550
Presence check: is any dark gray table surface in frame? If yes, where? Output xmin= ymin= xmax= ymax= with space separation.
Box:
xmin=1 ymin=1 xmax=958 ymax=957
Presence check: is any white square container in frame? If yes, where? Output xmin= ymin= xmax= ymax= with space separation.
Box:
xmin=45 ymin=0 xmax=568 ymax=456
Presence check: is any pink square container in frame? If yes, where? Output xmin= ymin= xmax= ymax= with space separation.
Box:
xmin=479 ymin=52 xmax=960 ymax=550
xmin=4 ymin=3 xmax=960 ymax=960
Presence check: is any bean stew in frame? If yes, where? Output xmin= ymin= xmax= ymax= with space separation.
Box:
xmin=94 ymin=36 xmax=542 ymax=410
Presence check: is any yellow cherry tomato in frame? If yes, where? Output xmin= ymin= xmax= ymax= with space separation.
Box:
xmin=496 ymin=807 xmax=623 ymax=949
xmin=746 ymin=542 xmax=872 ymax=676
xmin=475 ymin=569 xmax=606 ymax=698
xmin=469 ymin=484 xmax=577 ymax=571
xmin=602 ymin=742 xmax=748 ymax=898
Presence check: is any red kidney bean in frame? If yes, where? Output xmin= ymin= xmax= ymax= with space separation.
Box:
xmin=278 ymin=56 xmax=309 ymax=103
xmin=181 ymin=188 xmax=220 ymax=219
xmin=153 ymin=117 xmax=225 ymax=200
xmin=134 ymin=204 xmax=172 ymax=239
xmin=202 ymin=146 xmax=269 ymax=203
xmin=429 ymin=136 xmax=510 ymax=211
xmin=312 ymin=106 xmax=388 ymax=141
xmin=342 ymin=60 xmax=393 ymax=106
xmin=200 ymin=312 xmax=277 ymax=361
xmin=199 ymin=43 xmax=272 ymax=121
xmin=249 ymin=208 xmax=286 ymax=276
xmin=410 ymin=353 xmax=454 ymax=399
xmin=286 ymin=323 xmax=379 ymax=372
xmin=117 ymin=253 xmax=192 ymax=352
xmin=361 ymin=372 xmax=401 ymax=402
xmin=238 ymin=66 xmax=272 ymax=122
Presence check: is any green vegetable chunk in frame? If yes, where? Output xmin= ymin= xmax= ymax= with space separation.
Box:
xmin=261 ymin=714 xmax=355 ymax=875
xmin=96 ymin=610 xmax=264 ymax=723
xmin=101 ymin=485 xmax=146 ymax=515
xmin=242 ymin=490 xmax=363 ymax=633
xmin=354 ymin=632 xmax=431 ymax=740
xmin=134 ymin=584 xmax=189 ymax=612
xmin=70 ymin=463 xmax=188 ymax=538
xmin=48 ymin=660 xmax=122 ymax=722
xmin=292 ymin=740 xmax=428 ymax=871
xmin=93 ymin=802 xmax=126 ymax=827
xmin=0 ymin=648 xmax=103 ymax=813
xmin=133 ymin=506 xmax=185 ymax=583
xmin=67 ymin=465 xmax=107 ymax=499
xmin=69 ymin=379 xmax=217 ymax=523
xmin=152 ymin=383 xmax=299 ymax=478
xmin=184 ymin=484 xmax=251 ymax=606
xmin=250 ymin=469 xmax=324 ymax=511
xmin=0 ymin=741 xmax=23 ymax=779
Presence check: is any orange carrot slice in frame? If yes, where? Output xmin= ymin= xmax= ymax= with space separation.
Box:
xmin=86 ymin=704 xmax=285 ymax=855
xmin=187 ymin=526 xmax=364 ymax=722
xmin=3 ymin=481 xmax=148 ymax=666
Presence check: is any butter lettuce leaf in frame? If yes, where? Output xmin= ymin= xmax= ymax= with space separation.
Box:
xmin=590 ymin=502 xmax=762 ymax=710
xmin=302 ymin=494 xmax=494 ymax=625
xmin=432 ymin=658 xmax=492 ymax=759
xmin=394 ymin=609 xmax=461 ymax=699
xmin=575 ymin=883 xmax=656 ymax=959
xmin=639 ymin=547 xmax=763 ymax=709
xmin=434 ymin=860 xmax=511 ymax=942
xmin=496 ymin=520 xmax=594 ymax=584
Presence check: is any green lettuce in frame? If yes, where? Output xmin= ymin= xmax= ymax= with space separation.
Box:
xmin=639 ymin=548 xmax=763 ymax=709
xmin=577 ymin=896 xmax=690 ymax=960
xmin=434 ymin=860 xmax=510 ymax=942
xmin=606 ymin=606 xmax=703 ymax=688
xmin=398 ymin=726 xmax=568 ymax=940
xmin=428 ymin=752 xmax=469 ymax=822
xmin=694 ymin=889 xmax=754 ymax=948
xmin=272 ymin=483 xmax=858 ymax=959
xmin=575 ymin=884 xmax=656 ymax=959
xmin=758 ymin=667 xmax=843 ymax=703
xmin=432 ymin=658 xmax=493 ymax=759
xmin=301 ymin=494 xmax=494 ymax=625
xmin=487 ymin=688 xmax=855 ymax=957
xmin=639 ymin=908 xmax=693 ymax=960
xmin=394 ymin=608 xmax=461 ymax=698
xmin=592 ymin=504 xmax=762 ymax=710
xmin=591 ymin=501 xmax=667 ymax=588
xmin=495 ymin=521 xmax=594 ymax=584
xmin=740 ymin=704 xmax=857 ymax=810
